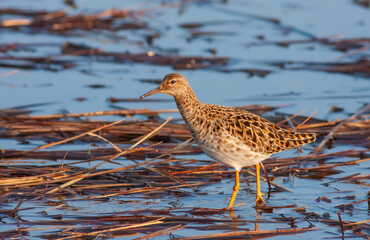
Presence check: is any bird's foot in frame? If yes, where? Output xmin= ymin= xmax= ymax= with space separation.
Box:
xmin=256 ymin=192 xmax=265 ymax=204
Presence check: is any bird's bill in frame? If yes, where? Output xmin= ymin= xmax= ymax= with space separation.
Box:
xmin=139 ymin=86 xmax=162 ymax=99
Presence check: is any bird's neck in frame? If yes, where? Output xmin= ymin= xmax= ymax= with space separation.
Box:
xmin=173 ymin=88 xmax=201 ymax=121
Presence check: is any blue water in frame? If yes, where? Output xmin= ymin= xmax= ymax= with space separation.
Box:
xmin=0 ymin=0 xmax=369 ymax=239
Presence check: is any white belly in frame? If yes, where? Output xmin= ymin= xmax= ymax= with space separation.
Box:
xmin=197 ymin=136 xmax=270 ymax=171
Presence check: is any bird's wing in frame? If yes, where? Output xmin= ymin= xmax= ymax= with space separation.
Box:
xmin=219 ymin=109 xmax=316 ymax=154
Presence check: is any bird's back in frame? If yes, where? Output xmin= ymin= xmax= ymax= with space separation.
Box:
xmin=184 ymin=103 xmax=316 ymax=156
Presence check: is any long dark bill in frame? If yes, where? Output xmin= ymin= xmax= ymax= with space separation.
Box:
xmin=139 ymin=86 xmax=161 ymax=99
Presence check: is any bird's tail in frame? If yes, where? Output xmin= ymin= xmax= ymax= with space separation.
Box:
xmin=280 ymin=131 xmax=316 ymax=150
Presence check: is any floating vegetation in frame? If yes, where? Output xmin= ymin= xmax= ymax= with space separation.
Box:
xmin=0 ymin=1 xmax=369 ymax=239
xmin=0 ymin=104 xmax=369 ymax=239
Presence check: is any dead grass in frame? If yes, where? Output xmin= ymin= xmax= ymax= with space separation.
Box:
xmin=0 ymin=104 xmax=369 ymax=239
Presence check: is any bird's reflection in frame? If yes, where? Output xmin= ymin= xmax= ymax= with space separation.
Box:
xmin=227 ymin=200 xmax=264 ymax=232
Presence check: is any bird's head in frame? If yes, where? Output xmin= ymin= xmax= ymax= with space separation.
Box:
xmin=139 ymin=73 xmax=191 ymax=99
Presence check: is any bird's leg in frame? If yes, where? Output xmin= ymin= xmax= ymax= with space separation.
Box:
xmin=228 ymin=170 xmax=240 ymax=208
xmin=255 ymin=163 xmax=265 ymax=203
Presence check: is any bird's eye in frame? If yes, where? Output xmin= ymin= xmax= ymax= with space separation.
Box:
xmin=169 ymin=80 xmax=176 ymax=84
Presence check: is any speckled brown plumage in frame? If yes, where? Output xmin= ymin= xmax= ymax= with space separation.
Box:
xmin=188 ymin=103 xmax=315 ymax=155
xmin=140 ymin=73 xmax=316 ymax=208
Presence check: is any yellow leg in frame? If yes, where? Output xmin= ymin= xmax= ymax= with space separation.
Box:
xmin=228 ymin=170 xmax=240 ymax=208
xmin=255 ymin=163 xmax=265 ymax=203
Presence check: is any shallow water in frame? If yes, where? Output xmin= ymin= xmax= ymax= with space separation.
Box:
xmin=0 ymin=0 xmax=369 ymax=239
